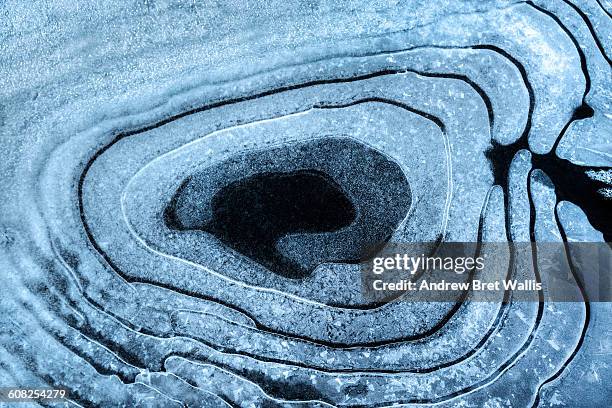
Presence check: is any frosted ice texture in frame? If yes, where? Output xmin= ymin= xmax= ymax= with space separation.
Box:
xmin=0 ymin=0 xmax=610 ymax=407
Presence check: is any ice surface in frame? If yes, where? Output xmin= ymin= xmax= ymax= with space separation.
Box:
xmin=0 ymin=0 xmax=610 ymax=407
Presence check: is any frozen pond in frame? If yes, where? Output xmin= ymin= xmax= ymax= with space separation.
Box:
xmin=0 ymin=0 xmax=610 ymax=406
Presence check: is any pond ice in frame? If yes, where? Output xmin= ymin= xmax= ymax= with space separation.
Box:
xmin=0 ymin=0 xmax=610 ymax=407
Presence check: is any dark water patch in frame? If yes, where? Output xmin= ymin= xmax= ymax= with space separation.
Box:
xmin=165 ymin=137 xmax=411 ymax=278
xmin=204 ymin=170 xmax=356 ymax=279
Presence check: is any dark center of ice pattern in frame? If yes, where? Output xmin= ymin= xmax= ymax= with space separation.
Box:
xmin=165 ymin=137 xmax=411 ymax=280
xmin=204 ymin=170 xmax=356 ymax=278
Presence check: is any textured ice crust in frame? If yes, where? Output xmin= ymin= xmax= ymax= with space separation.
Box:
xmin=0 ymin=0 xmax=611 ymax=407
